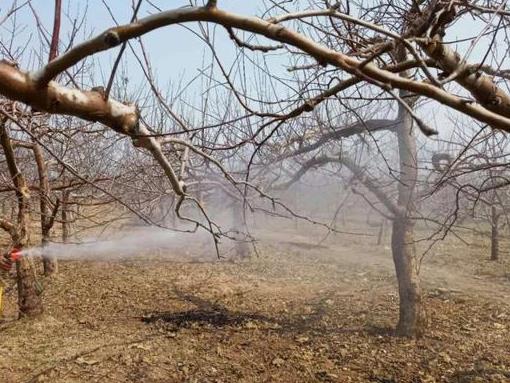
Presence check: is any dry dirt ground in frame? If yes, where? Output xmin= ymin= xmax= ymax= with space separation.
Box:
xmin=0 ymin=225 xmax=509 ymax=383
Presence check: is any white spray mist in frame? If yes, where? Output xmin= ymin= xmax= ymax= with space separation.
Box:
xmin=21 ymin=227 xmax=209 ymax=261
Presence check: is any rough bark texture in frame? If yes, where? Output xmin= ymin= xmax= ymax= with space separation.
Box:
xmin=391 ymin=83 xmax=427 ymax=337
xmin=49 ymin=0 xmax=62 ymax=62
xmin=0 ymin=121 xmax=43 ymax=317
xmin=391 ymin=218 xmax=426 ymax=337
xmin=16 ymin=256 xmax=43 ymax=317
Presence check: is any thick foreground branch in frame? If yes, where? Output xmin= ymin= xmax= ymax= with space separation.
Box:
xmin=0 ymin=62 xmax=184 ymax=196
xmin=20 ymin=5 xmax=510 ymax=132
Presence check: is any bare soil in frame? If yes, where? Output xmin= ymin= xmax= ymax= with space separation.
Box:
xmin=0 ymin=226 xmax=509 ymax=383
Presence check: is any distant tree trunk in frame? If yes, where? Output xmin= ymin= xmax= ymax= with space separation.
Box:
xmin=61 ymin=190 xmax=70 ymax=243
xmin=377 ymin=219 xmax=385 ymax=245
xmin=171 ymin=197 xmax=177 ymax=227
xmin=42 ymin=236 xmax=57 ymax=274
xmin=33 ymin=143 xmax=58 ymax=275
xmin=490 ymin=205 xmax=500 ymax=261
xmin=294 ymin=186 xmax=299 ymax=230
xmin=232 ymin=201 xmax=250 ymax=259
xmin=37 ymin=0 xmax=61 ymax=276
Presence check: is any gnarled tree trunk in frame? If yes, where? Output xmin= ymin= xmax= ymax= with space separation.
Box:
xmin=390 ymin=79 xmax=427 ymax=337
xmin=16 ymin=255 xmax=43 ymax=316
xmin=0 ymin=119 xmax=43 ymax=317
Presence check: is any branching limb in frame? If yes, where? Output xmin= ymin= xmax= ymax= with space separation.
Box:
xmin=226 ymin=27 xmax=284 ymax=52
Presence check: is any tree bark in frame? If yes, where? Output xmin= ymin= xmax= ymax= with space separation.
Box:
xmin=377 ymin=219 xmax=385 ymax=246
xmin=390 ymin=76 xmax=427 ymax=337
xmin=42 ymin=236 xmax=57 ymax=275
xmin=391 ymin=217 xmax=426 ymax=337
xmin=33 ymin=142 xmax=58 ymax=275
xmin=61 ymin=190 xmax=70 ymax=243
xmin=490 ymin=205 xmax=499 ymax=261
xmin=16 ymin=255 xmax=43 ymax=316
xmin=231 ymin=201 xmax=250 ymax=259
xmin=0 ymin=120 xmax=43 ymax=317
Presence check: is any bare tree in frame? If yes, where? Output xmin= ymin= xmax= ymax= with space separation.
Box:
xmin=431 ymin=126 xmax=510 ymax=261
xmin=1 ymin=0 xmax=510 ymax=336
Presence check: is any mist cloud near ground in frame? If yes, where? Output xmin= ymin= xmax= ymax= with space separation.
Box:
xmin=21 ymin=227 xmax=213 ymax=261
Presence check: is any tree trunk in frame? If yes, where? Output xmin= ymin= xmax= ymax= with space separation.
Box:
xmin=490 ymin=206 xmax=499 ymax=261
xmin=391 ymin=73 xmax=426 ymax=337
xmin=32 ymin=142 xmax=58 ymax=275
xmin=232 ymin=201 xmax=250 ymax=259
xmin=0 ymin=120 xmax=43 ymax=317
xmin=340 ymin=96 xmax=426 ymax=336
xmin=42 ymin=236 xmax=57 ymax=275
xmin=377 ymin=218 xmax=385 ymax=245
xmin=42 ymin=258 xmax=57 ymax=276
xmin=16 ymin=255 xmax=43 ymax=316
xmin=61 ymin=190 xmax=70 ymax=243
xmin=391 ymin=217 xmax=426 ymax=337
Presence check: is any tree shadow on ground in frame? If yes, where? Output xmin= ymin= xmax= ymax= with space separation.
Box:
xmin=142 ymin=286 xmax=383 ymax=336
xmin=142 ymin=308 xmax=272 ymax=328
xmin=141 ymin=287 xmax=279 ymax=329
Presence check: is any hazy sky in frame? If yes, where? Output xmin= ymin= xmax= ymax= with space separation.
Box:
xmin=13 ymin=1 xmax=266 ymax=84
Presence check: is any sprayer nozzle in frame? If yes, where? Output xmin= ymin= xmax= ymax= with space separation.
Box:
xmin=10 ymin=248 xmax=23 ymax=262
